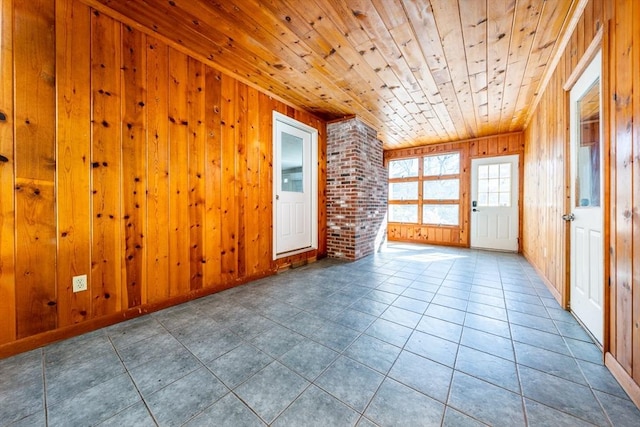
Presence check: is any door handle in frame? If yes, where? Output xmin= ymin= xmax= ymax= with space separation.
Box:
xmin=562 ymin=213 xmax=575 ymax=222
xmin=276 ymin=194 xmax=280 ymax=200
xmin=472 ymin=208 xmax=480 ymax=212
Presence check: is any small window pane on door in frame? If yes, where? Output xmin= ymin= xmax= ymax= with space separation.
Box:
xmin=477 ymin=162 xmax=511 ymax=207
xmin=281 ymin=132 xmax=304 ymax=193
xmin=389 ymin=205 xmax=418 ymax=223
xmin=575 ymin=79 xmax=601 ymax=207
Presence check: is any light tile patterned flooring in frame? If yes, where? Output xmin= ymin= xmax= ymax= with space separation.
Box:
xmin=2 ymin=243 xmax=640 ymax=426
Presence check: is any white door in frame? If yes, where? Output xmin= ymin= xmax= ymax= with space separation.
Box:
xmin=470 ymin=155 xmax=519 ymax=251
xmin=567 ymin=51 xmax=603 ymax=344
xmin=273 ymin=112 xmax=318 ymax=258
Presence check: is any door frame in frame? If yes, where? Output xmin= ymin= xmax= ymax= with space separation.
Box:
xmin=272 ymin=111 xmax=318 ymax=260
xmin=562 ymin=25 xmax=610 ymax=353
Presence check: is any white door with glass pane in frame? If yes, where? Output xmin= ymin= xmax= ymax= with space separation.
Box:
xmin=568 ymin=51 xmax=603 ymax=344
xmin=273 ymin=112 xmax=318 ymax=258
xmin=470 ymin=155 xmax=519 ymax=251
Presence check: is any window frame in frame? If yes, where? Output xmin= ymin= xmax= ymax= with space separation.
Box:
xmin=387 ymin=151 xmax=462 ymax=227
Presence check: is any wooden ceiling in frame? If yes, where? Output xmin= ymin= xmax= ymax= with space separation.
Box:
xmin=91 ymin=0 xmax=582 ymax=150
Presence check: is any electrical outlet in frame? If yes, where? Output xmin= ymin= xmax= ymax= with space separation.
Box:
xmin=72 ymin=274 xmax=88 ymax=293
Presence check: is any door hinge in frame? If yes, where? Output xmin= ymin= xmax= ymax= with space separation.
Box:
xmin=608 ymin=276 xmax=611 ymax=287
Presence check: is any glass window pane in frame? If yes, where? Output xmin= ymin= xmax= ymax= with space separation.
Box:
xmin=500 ymin=163 xmax=511 ymax=178
xmin=424 ymin=153 xmax=460 ymax=176
xmin=389 ymin=158 xmax=419 ymax=178
xmin=423 ymin=179 xmax=459 ymax=200
xmin=389 ymin=205 xmax=418 ymax=223
xmin=499 ymin=178 xmax=510 ymax=192
xmin=389 ymin=182 xmax=418 ymax=200
xmin=477 ymin=162 xmax=512 ymax=207
xmin=422 ymin=204 xmax=459 ymax=226
xmin=281 ymin=132 xmax=304 ymax=193
xmin=575 ymin=79 xmax=600 ymax=207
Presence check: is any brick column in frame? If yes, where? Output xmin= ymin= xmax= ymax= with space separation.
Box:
xmin=326 ymin=117 xmax=388 ymax=260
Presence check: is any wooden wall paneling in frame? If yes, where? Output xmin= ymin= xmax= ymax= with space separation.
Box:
xmin=600 ymin=18 xmax=613 ymax=356
xmin=13 ymin=0 xmax=58 ymax=338
xmin=317 ymin=117 xmax=327 ymax=257
xmin=168 ymin=49 xmax=191 ymax=296
xmin=607 ymin=6 xmax=618 ymax=360
xmin=245 ymin=86 xmax=261 ymax=277
xmin=257 ymin=93 xmax=276 ymax=271
xmin=236 ymin=83 xmax=248 ymax=279
xmin=459 ymin=144 xmax=470 ymax=246
xmin=220 ymin=75 xmax=238 ymax=283
xmin=203 ymin=66 xmax=223 ymax=288
xmin=121 ymin=25 xmax=147 ymax=308
xmin=187 ymin=56 xmax=205 ymax=291
xmin=56 ymin=0 xmax=92 ymax=326
xmin=633 ymin=0 xmax=640 ymax=384
xmin=91 ymin=10 xmax=122 ymax=316
xmin=145 ymin=37 xmax=170 ymax=303
xmin=613 ymin=0 xmax=633 ymax=372
xmin=0 ymin=0 xmax=16 ymax=344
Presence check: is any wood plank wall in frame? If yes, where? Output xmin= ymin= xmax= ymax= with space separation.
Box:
xmin=524 ymin=0 xmax=640 ymax=405
xmin=0 ymin=0 xmax=326 ymax=353
xmin=384 ymin=132 xmax=524 ymax=247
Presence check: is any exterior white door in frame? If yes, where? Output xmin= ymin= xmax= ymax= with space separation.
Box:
xmin=470 ymin=155 xmax=519 ymax=251
xmin=567 ymin=51 xmax=603 ymax=344
xmin=273 ymin=112 xmax=317 ymax=258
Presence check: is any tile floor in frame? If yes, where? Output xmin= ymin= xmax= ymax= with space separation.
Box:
xmin=1 ymin=243 xmax=640 ymax=426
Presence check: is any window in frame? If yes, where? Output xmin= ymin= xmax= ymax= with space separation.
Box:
xmin=388 ymin=152 xmax=461 ymax=226
xmin=477 ymin=163 xmax=511 ymax=207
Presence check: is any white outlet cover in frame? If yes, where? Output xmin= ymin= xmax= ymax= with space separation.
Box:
xmin=73 ymin=274 xmax=88 ymax=293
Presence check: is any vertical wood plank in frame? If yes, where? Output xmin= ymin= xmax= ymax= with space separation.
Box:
xmin=317 ymin=119 xmax=327 ymax=257
xmin=91 ymin=10 xmax=122 ymax=316
xmin=203 ymin=66 xmax=222 ymax=288
xmin=145 ymin=37 xmax=170 ymax=303
xmin=56 ymin=0 xmax=92 ymax=326
xmin=121 ymin=25 xmax=147 ymax=308
xmin=236 ymin=82 xmax=248 ymax=279
xmin=168 ymin=49 xmax=190 ymax=296
xmin=0 ymin=0 xmax=16 ymax=344
xmin=220 ymin=75 xmax=238 ymax=283
xmin=613 ymin=0 xmax=633 ymax=372
xmin=631 ymin=0 xmax=640 ymax=383
xmin=188 ymin=56 xmax=205 ymax=290
xmin=258 ymin=93 xmax=276 ymax=271
xmin=14 ymin=0 xmax=57 ymax=338
xmin=245 ymin=86 xmax=261 ymax=276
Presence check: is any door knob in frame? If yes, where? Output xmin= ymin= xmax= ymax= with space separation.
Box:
xmin=472 ymin=208 xmax=480 ymax=212
xmin=562 ymin=213 xmax=575 ymax=222
xmin=276 ymin=194 xmax=280 ymax=200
